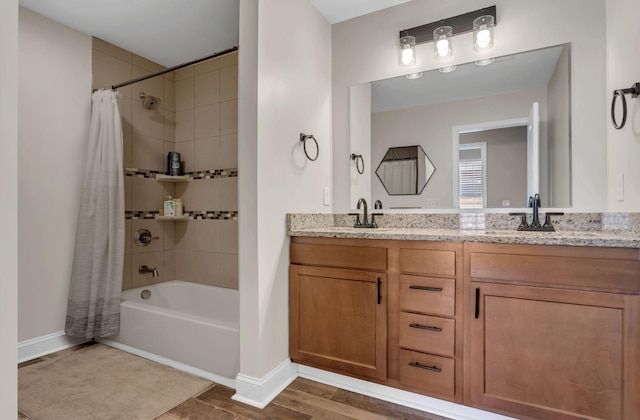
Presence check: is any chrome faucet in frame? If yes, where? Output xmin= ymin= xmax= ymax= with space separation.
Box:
xmin=528 ymin=193 xmax=541 ymax=228
xmin=138 ymin=265 xmax=158 ymax=277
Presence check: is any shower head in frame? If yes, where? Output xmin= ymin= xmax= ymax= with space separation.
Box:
xmin=139 ymin=92 xmax=161 ymax=110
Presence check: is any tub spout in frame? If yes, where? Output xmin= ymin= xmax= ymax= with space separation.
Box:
xmin=139 ymin=265 xmax=158 ymax=277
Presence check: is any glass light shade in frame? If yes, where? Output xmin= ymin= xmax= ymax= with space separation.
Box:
xmin=398 ymin=35 xmax=416 ymax=66
xmin=473 ymin=15 xmax=494 ymax=51
xmin=433 ymin=26 xmax=453 ymax=60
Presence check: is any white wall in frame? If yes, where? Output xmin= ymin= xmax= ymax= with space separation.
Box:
xmin=606 ymin=0 xmax=640 ymax=210
xmin=0 ymin=0 xmax=18 ymax=416
xmin=18 ymin=8 xmax=91 ymax=341
xmin=333 ymin=0 xmax=607 ymax=212
xmin=238 ymin=0 xmax=332 ymax=380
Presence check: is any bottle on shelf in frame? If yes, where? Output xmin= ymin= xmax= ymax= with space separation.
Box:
xmin=164 ymin=196 xmax=175 ymax=217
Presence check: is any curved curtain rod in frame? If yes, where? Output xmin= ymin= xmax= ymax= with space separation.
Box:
xmin=97 ymin=46 xmax=239 ymax=91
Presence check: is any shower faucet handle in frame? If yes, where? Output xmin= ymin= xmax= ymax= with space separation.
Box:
xmin=134 ymin=229 xmax=159 ymax=247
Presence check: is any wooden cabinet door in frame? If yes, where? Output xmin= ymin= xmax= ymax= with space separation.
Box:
xmin=467 ymin=282 xmax=639 ymax=420
xmin=290 ymin=265 xmax=387 ymax=381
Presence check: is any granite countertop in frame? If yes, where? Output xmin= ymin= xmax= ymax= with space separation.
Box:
xmin=286 ymin=213 xmax=640 ymax=248
xmin=288 ymin=226 xmax=640 ymax=248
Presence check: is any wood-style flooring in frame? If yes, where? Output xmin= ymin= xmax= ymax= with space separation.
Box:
xmin=156 ymin=378 xmax=451 ymax=420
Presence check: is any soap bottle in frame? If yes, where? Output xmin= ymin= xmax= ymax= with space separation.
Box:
xmin=174 ymin=198 xmax=183 ymax=217
xmin=164 ymin=196 xmax=175 ymax=217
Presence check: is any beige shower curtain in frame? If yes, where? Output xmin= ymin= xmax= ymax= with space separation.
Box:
xmin=65 ymin=89 xmax=124 ymax=338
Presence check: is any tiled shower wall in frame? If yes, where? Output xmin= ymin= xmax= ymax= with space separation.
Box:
xmin=91 ymin=38 xmax=238 ymax=291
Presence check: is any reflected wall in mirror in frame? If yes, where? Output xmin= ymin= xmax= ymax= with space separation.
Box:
xmin=350 ymin=43 xmax=572 ymax=210
xmin=375 ymin=146 xmax=435 ymax=195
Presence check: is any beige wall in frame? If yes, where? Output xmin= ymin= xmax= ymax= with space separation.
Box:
xmin=547 ymin=45 xmax=571 ymax=208
xmin=0 ymin=0 xmax=18 ymax=415
xmin=93 ymin=39 xmax=239 ymax=291
xmin=461 ymin=127 xmax=528 ymax=208
xmin=606 ymin=0 xmax=640 ymax=210
xmin=238 ymin=0 xmax=332 ymax=379
xmin=333 ymin=0 xmax=607 ymax=212
xmin=18 ymin=8 xmax=92 ymax=342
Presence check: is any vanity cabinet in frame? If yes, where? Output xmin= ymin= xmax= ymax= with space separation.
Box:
xmin=289 ymin=238 xmax=388 ymax=381
xmin=464 ymin=242 xmax=640 ymax=420
xmin=289 ymin=237 xmax=463 ymax=401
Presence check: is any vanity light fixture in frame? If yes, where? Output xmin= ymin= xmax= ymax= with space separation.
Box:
xmin=439 ymin=65 xmax=457 ymax=73
xmin=405 ymin=72 xmax=423 ymax=80
xmin=398 ymin=5 xmax=497 ymax=66
xmin=433 ymin=26 xmax=453 ymax=60
xmin=399 ymin=34 xmax=416 ymax=66
xmin=475 ymin=57 xmax=494 ymax=66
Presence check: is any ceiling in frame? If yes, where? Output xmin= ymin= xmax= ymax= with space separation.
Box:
xmin=18 ymin=0 xmax=412 ymax=67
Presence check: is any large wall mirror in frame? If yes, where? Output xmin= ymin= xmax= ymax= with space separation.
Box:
xmin=349 ymin=44 xmax=572 ymax=210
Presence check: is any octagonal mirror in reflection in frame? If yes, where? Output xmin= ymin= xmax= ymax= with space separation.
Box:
xmin=375 ymin=145 xmax=435 ymax=195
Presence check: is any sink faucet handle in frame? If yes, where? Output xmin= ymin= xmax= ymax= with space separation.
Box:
xmin=543 ymin=212 xmax=564 ymax=230
xmin=509 ymin=212 xmax=529 ymax=231
xmin=371 ymin=212 xmax=383 ymax=228
xmin=374 ymin=200 xmax=383 ymax=210
xmin=348 ymin=213 xmax=362 ymax=226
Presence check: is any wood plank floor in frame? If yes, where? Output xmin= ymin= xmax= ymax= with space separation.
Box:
xmin=18 ymin=344 xmax=451 ymax=420
xmin=156 ymin=378 xmax=451 ymax=420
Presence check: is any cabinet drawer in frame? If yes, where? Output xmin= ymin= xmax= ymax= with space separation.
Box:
xmin=399 ymin=312 xmax=454 ymax=357
xmin=400 ymin=275 xmax=455 ymax=317
xmin=399 ymin=349 xmax=454 ymax=397
xmin=291 ymin=243 xmax=387 ymax=271
xmin=399 ymin=248 xmax=455 ymax=277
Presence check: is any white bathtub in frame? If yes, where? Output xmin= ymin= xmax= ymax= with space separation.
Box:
xmin=104 ymin=281 xmax=239 ymax=385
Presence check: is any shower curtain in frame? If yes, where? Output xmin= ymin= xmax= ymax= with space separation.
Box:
xmin=65 ymin=89 xmax=125 ymax=338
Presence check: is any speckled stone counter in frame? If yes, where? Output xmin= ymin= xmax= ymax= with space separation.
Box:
xmin=286 ymin=213 xmax=640 ymax=248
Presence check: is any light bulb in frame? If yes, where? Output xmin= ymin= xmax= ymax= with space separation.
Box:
xmin=476 ymin=27 xmax=491 ymax=49
xmin=436 ymin=39 xmax=450 ymax=58
xmin=401 ymin=48 xmax=414 ymax=65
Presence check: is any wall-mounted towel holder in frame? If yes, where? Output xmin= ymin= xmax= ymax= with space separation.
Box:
xmin=350 ymin=153 xmax=364 ymax=174
xmin=611 ymin=82 xmax=640 ymax=129
xmin=300 ymin=133 xmax=319 ymax=161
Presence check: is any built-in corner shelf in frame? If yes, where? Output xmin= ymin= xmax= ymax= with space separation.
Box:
xmin=155 ymin=174 xmax=191 ymax=182
xmin=155 ymin=215 xmax=190 ymax=221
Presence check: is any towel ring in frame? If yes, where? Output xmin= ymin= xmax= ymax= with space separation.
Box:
xmin=350 ymin=153 xmax=364 ymax=174
xmin=300 ymin=133 xmax=319 ymax=161
xmin=611 ymin=82 xmax=640 ymax=129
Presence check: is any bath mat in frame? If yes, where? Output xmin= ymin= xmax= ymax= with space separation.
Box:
xmin=18 ymin=343 xmax=212 ymax=420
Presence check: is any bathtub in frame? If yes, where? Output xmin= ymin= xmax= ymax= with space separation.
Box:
xmin=102 ymin=281 xmax=239 ymax=386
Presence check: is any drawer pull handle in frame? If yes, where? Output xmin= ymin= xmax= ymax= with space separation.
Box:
xmin=409 ymin=323 xmax=442 ymax=332
xmin=377 ymin=278 xmax=382 ymax=305
xmin=409 ymin=362 xmax=442 ymax=373
xmin=475 ymin=287 xmax=480 ymax=319
xmin=409 ymin=285 xmax=443 ymax=292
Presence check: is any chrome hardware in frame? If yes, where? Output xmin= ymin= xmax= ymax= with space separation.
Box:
xmin=138 ymin=265 xmax=158 ymax=277
xmin=140 ymin=289 xmax=151 ymax=299
xmin=134 ymin=229 xmax=159 ymax=247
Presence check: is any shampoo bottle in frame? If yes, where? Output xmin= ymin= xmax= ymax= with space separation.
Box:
xmin=164 ymin=196 xmax=175 ymax=217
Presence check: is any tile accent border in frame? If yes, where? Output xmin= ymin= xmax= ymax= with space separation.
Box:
xmin=124 ymin=168 xmax=238 ymax=179
xmin=126 ymin=210 xmax=239 ymax=220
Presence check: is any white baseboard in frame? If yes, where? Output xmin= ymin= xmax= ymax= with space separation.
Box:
xmin=232 ymin=358 xmax=297 ymax=409
xmin=98 ymin=338 xmax=236 ymax=389
xmin=17 ymin=331 xmax=89 ymax=364
xmin=297 ymin=364 xmax=515 ymax=420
